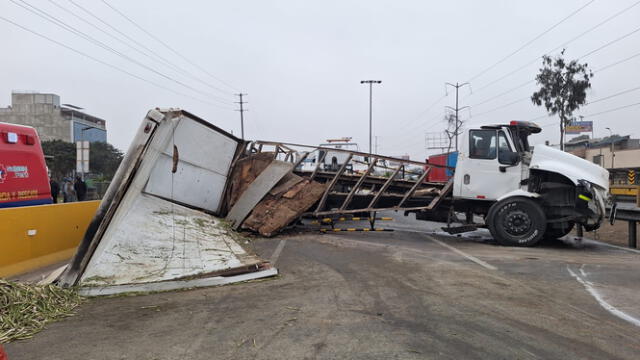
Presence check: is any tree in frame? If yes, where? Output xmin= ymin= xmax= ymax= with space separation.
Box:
xmin=41 ymin=140 xmax=75 ymax=180
xmin=89 ymin=142 xmax=123 ymax=179
xmin=531 ymin=49 xmax=593 ymax=151
xmin=41 ymin=140 xmax=123 ymax=180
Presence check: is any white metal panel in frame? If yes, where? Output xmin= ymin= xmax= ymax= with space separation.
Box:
xmin=145 ymin=154 xmax=229 ymax=212
xmin=161 ymin=117 xmax=237 ymax=176
xmin=144 ymin=115 xmax=238 ymax=213
xmin=80 ymin=194 xmax=260 ymax=286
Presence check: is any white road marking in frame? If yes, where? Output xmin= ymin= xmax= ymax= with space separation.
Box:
xmin=270 ymin=239 xmax=287 ymax=265
xmin=427 ymin=235 xmax=497 ymax=270
xmin=567 ymin=265 xmax=640 ymax=328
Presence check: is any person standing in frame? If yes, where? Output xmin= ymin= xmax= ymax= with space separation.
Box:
xmin=49 ymin=178 xmax=60 ymax=203
xmin=74 ymin=176 xmax=87 ymax=201
xmin=63 ymin=178 xmax=76 ymax=202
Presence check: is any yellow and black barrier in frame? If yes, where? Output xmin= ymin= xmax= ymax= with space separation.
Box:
xmin=0 ymin=200 xmax=100 ymax=278
xmin=320 ymin=228 xmax=394 ymax=232
xmin=311 ymin=216 xmax=394 ymax=225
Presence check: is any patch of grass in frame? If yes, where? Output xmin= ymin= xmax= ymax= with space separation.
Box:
xmin=0 ymin=280 xmax=84 ymax=343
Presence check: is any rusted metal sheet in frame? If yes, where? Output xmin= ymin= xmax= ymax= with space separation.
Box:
xmin=243 ymin=179 xmax=327 ymax=236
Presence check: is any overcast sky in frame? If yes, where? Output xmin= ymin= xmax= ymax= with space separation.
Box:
xmin=2 ymin=0 xmax=639 ymax=160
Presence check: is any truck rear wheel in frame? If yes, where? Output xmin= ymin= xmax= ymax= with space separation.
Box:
xmin=488 ymin=197 xmax=546 ymax=247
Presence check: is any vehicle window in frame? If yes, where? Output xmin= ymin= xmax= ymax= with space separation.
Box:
xmin=469 ymin=130 xmax=496 ymax=160
xmin=498 ymin=131 xmax=513 ymax=165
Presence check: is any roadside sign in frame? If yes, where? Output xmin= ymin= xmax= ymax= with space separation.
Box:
xmin=565 ymin=121 xmax=593 ymax=134
xmin=76 ymin=140 xmax=89 ymax=173
xmin=629 ymin=170 xmax=636 ymax=184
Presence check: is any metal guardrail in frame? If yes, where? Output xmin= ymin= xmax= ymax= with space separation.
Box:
xmin=607 ymin=202 xmax=639 ymax=249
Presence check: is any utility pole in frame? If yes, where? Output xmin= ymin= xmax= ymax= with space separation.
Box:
xmin=445 ymin=82 xmax=470 ymax=152
xmin=360 ymin=80 xmax=382 ymax=158
xmin=235 ymin=93 xmax=247 ymax=139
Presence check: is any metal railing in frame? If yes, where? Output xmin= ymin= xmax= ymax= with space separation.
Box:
xmin=245 ymin=140 xmax=454 ymax=217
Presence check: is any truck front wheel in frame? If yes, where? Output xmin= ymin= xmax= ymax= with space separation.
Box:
xmin=488 ymin=197 xmax=546 ymax=247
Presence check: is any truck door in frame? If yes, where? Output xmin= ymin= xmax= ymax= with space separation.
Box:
xmin=454 ymin=129 xmax=521 ymax=200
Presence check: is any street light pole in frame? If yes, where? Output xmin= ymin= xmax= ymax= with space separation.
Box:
xmin=360 ymin=80 xmax=382 ymax=158
xmin=606 ymin=127 xmax=615 ymax=169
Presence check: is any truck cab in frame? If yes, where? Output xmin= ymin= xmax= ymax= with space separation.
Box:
xmin=452 ymin=121 xmax=609 ymax=246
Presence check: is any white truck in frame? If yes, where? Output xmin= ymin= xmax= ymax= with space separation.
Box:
xmin=442 ymin=121 xmax=609 ymax=246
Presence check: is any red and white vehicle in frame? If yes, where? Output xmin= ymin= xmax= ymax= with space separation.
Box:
xmin=0 ymin=122 xmax=52 ymax=208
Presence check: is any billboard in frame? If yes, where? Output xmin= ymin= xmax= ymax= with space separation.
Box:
xmin=565 ymin=121 xmax=593 ymax=134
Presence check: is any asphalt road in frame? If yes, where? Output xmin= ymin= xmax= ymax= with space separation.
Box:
xmin=6 ymin=213 xmax=640 ymax=359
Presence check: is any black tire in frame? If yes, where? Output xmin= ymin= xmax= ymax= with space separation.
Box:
xmin=487 ymin=197 xmax=546 ymax=247
xmin=544 ymin=221 xmax=574 ymax=240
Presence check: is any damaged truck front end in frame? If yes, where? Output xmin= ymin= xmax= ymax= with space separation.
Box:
xmin=529 ymin=144 xmax=610 ymax=234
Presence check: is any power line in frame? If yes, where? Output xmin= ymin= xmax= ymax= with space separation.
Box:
xmin=0 ymin=15 xmax=233 ymax=110
xmin=588 ymin=85 xmax=640 ymax=104
xmin=475 ymin=83 xmax=640 ymax=121
xmin=47 ymin=0 xmax=235 ymax=100
xmin=578 ymin=24 xmax=640 ymax=59
xmin=471 ymin=96 xmax=530 ymax=118
xmin=470 ymin=24 xmax=640 ymax=110
xmin=99 ymin=0 xmax=239 ymax=93
xmin=390 ymin=94 xmax=447 ymax=135
xmin=466 ymin=0 xmax=595 ymax=82
xmin=10 ymin=0 xmax=233 ymax=105
xmin=582 ymin=101 xmax=640 ymax=118
xmin=470 ymin=50 xmax=640 ymax=119
xmin=595 ymin=50 xmax=640 ymax=72
xmin=471 ymin=0 xmax=640 ymax=94
xmin=65 ymin=0 xmax=235 ymax=99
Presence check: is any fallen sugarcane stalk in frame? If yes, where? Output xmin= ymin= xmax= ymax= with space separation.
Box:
xmin=0 ymin=280 xmax=84 ymax=343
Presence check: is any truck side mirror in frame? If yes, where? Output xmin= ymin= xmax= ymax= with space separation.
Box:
xmin=499 ymin=151 xmax=520 ymax=165
xmin=508 ymin=152 xmax=520 ymax=165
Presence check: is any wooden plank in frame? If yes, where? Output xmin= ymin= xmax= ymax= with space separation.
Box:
xmin=269 ymin=173 xmax=304 ymax=196
xmin=226 ymin=161 xmax=294 ymax=229
xmin=340 ymin=158 xmax=377 ymax=210
xmin=397 ymin=168 xmax=431 ymax=207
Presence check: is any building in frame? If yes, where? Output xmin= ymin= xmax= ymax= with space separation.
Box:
xmin=0 ymin=91 xmax=107 ymax=143
xmin=566 ymin=134 xmax=640 ymax=184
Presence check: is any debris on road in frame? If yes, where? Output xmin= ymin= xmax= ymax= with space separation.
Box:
xmin=0 ymin=280 xmax=83 ymax=343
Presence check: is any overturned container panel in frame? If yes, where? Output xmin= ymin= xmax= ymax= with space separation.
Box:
xmin=58 ymin=109 xmax=276 ymax=295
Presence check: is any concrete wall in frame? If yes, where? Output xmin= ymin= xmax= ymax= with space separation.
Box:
xmin=584 ymin=147 xmax=640 ymax=170
xmin=0 ymin=200 xmax=100 ymax=278
xmin=0 ymin=108 xmax=71 ymax=142
xmin=0 ymin=92 xmax=107 ymax=143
